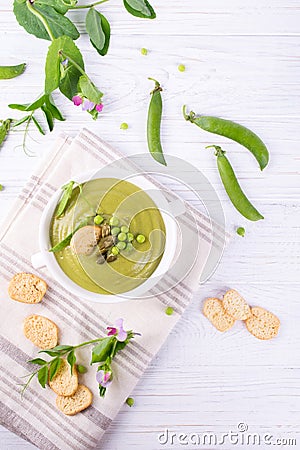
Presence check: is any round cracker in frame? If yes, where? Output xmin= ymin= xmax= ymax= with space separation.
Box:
xmin=8 ymin=273 xmax=47 ymax=304
xmin=245 ymin=306 xmax=280 ymax=340
xmin=23 ymin=315 xmax=58 ymax=349
xmin=223 ymin=289 xmax=251 ymax=320
xmin=56 ymin=385 xmax=93 ymax=415
xmin=49 ymin=359 xmax=78 ymax=396
xmin=203 ymin=297 xmax=235 ymax=332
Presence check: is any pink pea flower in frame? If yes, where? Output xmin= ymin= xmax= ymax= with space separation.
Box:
xmin=82 ymin=100 xmax=95 ymax=111
xmin=107 ymin=318 xmax=127 ymax=342
xmin=95 ymin=103 xmax=103 ymax=113
xmin=72 ymin=95 xmax=83 ymax=106
xmin=96 ymin=370 xmax=112 ymax=388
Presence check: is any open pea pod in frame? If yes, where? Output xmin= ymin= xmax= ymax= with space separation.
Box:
xmin=183 ymin=106 xmax=269 ymax=171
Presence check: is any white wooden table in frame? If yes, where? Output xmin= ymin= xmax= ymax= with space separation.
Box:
xmin=0 ymin=1 xmax=299 ymax=448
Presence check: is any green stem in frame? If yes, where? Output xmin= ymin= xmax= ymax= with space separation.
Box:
xmin=22 ymin=112 xmax=34 ymax=154
xmin=26 ymin=1 xmax=55 ymax=41
xmin=72 ymin=337 xmax=107 ymax=350
xmin=68 ymin=0 xmax=110 ymax=9
xmin=60 ymin=52 xmax=86 ymax=77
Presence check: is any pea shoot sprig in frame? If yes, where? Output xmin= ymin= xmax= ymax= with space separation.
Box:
xmin=21 ymin=319 xmax=139 ymax=398
xmin=0 ymin=0 xmax=156 ymax=152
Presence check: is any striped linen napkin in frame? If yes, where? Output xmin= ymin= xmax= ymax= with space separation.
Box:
xmin=0 ymin=129 xmax=227 ymax=450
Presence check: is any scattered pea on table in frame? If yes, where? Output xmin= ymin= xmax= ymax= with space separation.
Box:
xmin=126 ymin=397 xmax=135 ymax=407
xmin=165 ymin=306 xmax=174 ymax=316
xmin=236 ymin=227 xmax=246 ymax=237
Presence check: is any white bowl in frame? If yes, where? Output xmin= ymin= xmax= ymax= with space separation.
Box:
xmin=31 ymin=170 xmax=184 ymax=303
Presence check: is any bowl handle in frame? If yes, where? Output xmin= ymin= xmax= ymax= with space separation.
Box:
xmin=168 ymin=198 xmax=186 ymax=217
xmin=31 ymin=252 xmax=47 ymax=269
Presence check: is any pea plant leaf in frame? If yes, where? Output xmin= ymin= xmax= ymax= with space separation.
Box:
xmin=41 ymin=105 xmax=54 ymax=131
xmin=78 ymin=75 xmax=103 ymax=104
xmin=86 ymin=8 xmax=110 ymax=57
xmin=37 ymin=365 xmax=49 ymax=388
xmin=49 ymin=357 xmax=62 ymax=381
xmin=0 ymin=63 xmax=26 ymax=80
xmin=34 ymin=0 xmax=69 ymax=15
xmin=51 ymin=345 xmax=74 ymax=352
xmin=123 ymin=0 xmax=156 ymax=19
xmin=8 ymin=103 xmax=29 ymax=111
xmin=35 ymin=5 xmax=80 ymax=39
xmin=8 ymin=95 xmax=45 ymax=112
xmin=91 ymin=337 xmax=114 ymax=364
xmin=12 ymin=116 xmax=31 ymax=127
xmin=14 ymin=0 xmax=50 ymax=41
xmin=45 ymin=35 xmax=84 ymax=97
xmin=67 ymin=350 xmax=76 ymax=374
xmin=44 ymin=94 xmax=65 ymax=121
xmin=32 ymin=116 xmax=46 ymax=135
xmin=28 ymin=358 xmax=47 ymax=366
xmin=13 ymin=1 xmax=79 ymax=41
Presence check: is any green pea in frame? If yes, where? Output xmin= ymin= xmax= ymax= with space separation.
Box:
xmin=111 ymin=246 xmax=120 ymax=255
xmin=120 ymin=122 xmax=128 ymax=130
xmin=117 ymin=241 xmax=126 ymax=250
xmin=126 ymin=397 xmax=134 ymax=407
xmin=165 ymin=306 xmax=174 ymax=316
xmin=127 ymin=232 xmax=134 ymax=242
xmin=136 ymin=234 xmax=146 ymax=244
xmin=118 ymin=232 xmax=127 ymax=242
xmin=109 ymin=216 xmax=119 ymax=226
xmin=236 ymin=227 xmax=245 ymax=237
xmin=183 ymin=105 xmax=269 ymax=171
xmin=209 ymin=146 xmax=264 ymax=221
xmin=111 ymin=227 xmax=120 ymax=236
xmin=141 ymin=48 xmax=148 ymax=56
xmin=94 ymin=215 xmax=104 ymax=225
xmin=178 ymin=64 xmax=186 ymax=72
xmin=147 ymin=78 xmax=167 ymax=166
xmin=121 ymin=225 xmax=129 ymax=233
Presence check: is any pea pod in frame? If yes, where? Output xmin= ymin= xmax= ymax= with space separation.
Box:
xmin=55 ymin=181 xmax=75 ymax=218
xmin=183 ymin=106 xmax=269 ymax=171
xmin=0 ymin=119 xmax=12 ymax=148
xmin=0 ymin=63 xmax=26 ymax=80
xmin=208 ymin=145 xmax=264 ymax=221
xmin=147 ymin=78 xmax=167 ymax=166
